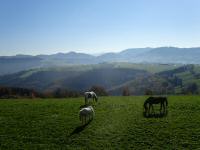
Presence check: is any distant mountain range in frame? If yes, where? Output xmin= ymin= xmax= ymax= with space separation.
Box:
xmin=1 ymin=47 xmax=200 ymax=75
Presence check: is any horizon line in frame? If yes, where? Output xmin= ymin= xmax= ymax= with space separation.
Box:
xmin=1 ymin=46 xmax=200 ymax=57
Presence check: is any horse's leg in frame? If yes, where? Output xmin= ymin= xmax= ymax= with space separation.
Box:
xmin=163 ymin=103 xmax=164 ymax=113
xmin=148 ymin=104 xmax=151 ymax=115
xmin=150 ymin=104 xmax=152 ymax=115
xmin=160 ymin=103 xmax=162 ymax=114
xmin=144 ymin=103 xmax=147 ymax=116
xmin=163 ymin=103 xmax=166 ymax=113
xmin=145 ymin=107 xmax=147 ymax=116
xmin=81 ymin=116 xmax=83 ymax=125
xmin=85 ymin=97 xmax=87 ymax=105
xmin=152 ymin=105 xmax=155 ymax=114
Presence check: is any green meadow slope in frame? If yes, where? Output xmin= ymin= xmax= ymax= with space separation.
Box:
xmin=0 ymin=63 xmax=181 ymax=93
xmin=0 ymin=96 xmax=200 ymax=149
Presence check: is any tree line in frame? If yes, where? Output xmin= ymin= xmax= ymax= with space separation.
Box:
xmin=0 ymin=85 xmax=108 ymax=99
xmin=0 ymin=78 xmax=199 ymax=99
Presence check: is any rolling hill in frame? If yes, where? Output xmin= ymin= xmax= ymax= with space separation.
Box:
xmin=0 ymin=55 xmax=42 ymax=75
xmin=0 ymin=63 xmax=150 ymax=92
xmin=0 ymin=63 xmax=182 ymax=95
xmin=136 ymin=47 xmax=200 ymax=64
xmin=1 ymin=47 xmax=200 ymax=75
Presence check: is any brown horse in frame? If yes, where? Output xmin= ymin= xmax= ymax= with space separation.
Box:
xmin=144 ymin=96 xmax=168 ymax=116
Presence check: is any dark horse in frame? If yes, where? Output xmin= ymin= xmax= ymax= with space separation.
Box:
xmin=144 ymin=96 xmax=168 ymax=116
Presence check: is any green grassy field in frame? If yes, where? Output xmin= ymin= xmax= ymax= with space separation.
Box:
xmin=0 ymin=96 xmax=200 ymax=149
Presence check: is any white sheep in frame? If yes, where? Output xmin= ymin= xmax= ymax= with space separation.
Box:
xmin=79 ymin=106 xmax=95 ymax=125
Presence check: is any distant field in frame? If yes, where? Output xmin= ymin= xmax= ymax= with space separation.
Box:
xmin=112 ymin=62 xmax=182 ymax=73
xmin=0 ymin=96 xmax=200 ymax=149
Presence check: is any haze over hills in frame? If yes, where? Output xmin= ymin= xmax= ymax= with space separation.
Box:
xmin=1 ymin=47 xmax=200 ymax=75
xmin=0 ymin=63 xmax=199 ymax=96
xmin=0 ymin=64 xmax=149 ymax=93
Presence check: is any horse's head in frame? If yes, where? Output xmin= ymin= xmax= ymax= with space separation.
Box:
xmin=143 ymin=102 xmax=148 ymax=111
xmin=144 ymin=97 xmax=151 ymax=112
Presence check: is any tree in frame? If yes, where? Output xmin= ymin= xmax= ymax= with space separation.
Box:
xmin=122 ymin=87 xmax=130 ymax=96
xmin=53 ymin=88 xmax=63 ymax=98
xmin=184 ymin=83 xmax=198 ymax=94
xmin=90 ymin=85 xmax=108 ymax=96
xmin=145 ymin=89 xmax=153 ymax=95
xmin=162 ymin=81 xmax=169 ymax=94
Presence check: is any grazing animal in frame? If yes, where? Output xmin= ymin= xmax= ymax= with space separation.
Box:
xmin=79 ymin=106 xmax=95 ymax=125
xmin=144 ymin=96 xmax=168 ymax=115
xmin=84 ymin=91 xmax=98 ymax=105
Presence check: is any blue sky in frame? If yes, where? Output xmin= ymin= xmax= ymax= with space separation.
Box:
xmin=0 ymin=0 xmax=200 ymax=55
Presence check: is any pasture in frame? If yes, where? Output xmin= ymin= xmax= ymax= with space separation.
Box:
xmin=0 ymin=96 xmax=200 ymax=149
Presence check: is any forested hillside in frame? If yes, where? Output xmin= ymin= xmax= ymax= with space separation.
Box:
xmin=1 ymin=63 xmax=200 ymax=96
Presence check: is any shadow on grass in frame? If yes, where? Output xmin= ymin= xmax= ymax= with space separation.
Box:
xmin=79 ymin=103 xmax=96 ymax=109
xmin=143 ymin=110 xmax=168 ymax=118
xmin=79 ymin=104 xmax=89 ymax=109
xmin=70 ymin=120 xmax=92 ymax=136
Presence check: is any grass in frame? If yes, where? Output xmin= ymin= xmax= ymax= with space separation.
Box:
xmin=0 ymin=96 xmax=200 ymax=149
xmin=113 ymin=62 xmax=181 ymax=73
